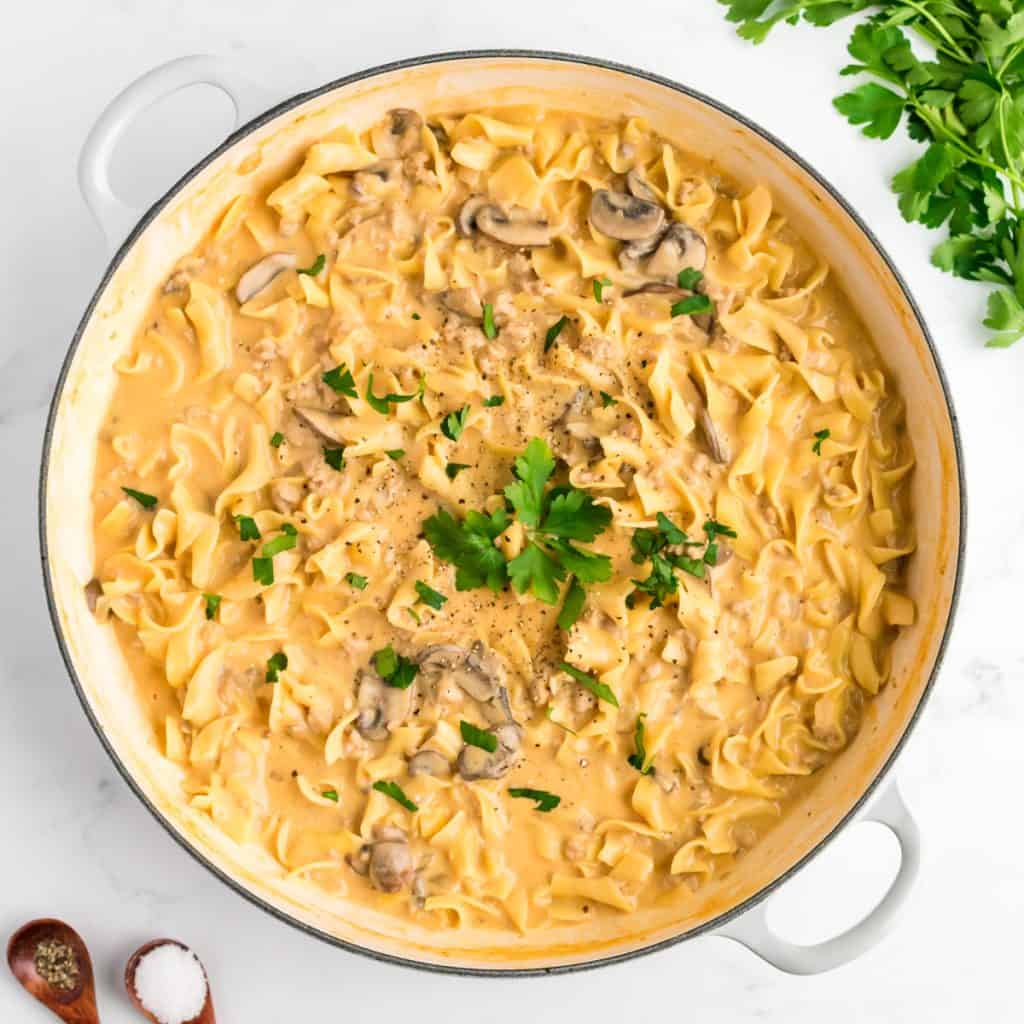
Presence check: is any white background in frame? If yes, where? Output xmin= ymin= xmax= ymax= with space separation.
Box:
xmin=1 ymin=2 xmax=1021 ymax=1020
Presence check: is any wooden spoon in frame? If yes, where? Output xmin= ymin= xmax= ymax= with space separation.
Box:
xmin=7 ymin=919 xmax=99 ymax=1024
xmin=125 ymin=940 xmax=215 ymax=1024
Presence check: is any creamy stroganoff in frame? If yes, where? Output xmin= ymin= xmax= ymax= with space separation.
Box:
xmin=89 ymin=105 xmax=916 ymax=933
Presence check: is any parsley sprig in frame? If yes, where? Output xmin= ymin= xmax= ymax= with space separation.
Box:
xmin=720 ymin=0 xmax=1024 ymax=347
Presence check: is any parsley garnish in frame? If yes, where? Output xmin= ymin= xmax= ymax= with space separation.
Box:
xmin=412 ymin=312 xmax=421 ymax=321
xmin=627 ymin=713 xmax=653 ymax=775
xmin=373 ymin=645 xmax=419 ymax=689
xmin=322 ymin=364 xmax=357 ymax=398
xmin=557 ymin=576 xmax=586 ymax=630
xmin=460 ymin=720 xmax=497 ymax=752
xmin=509 ymin=787 xmax=561 ymax=812
xmin=598 ymin=390 xmax=617 ymax=408
xmin=385 ymin=449 xmax=405 ymax=461
xmin=270 ymin=432 xmax=285 ymax=448
xmin=593 ymin=277 xmax=612 ymax=303
xmin=297 ymin=253 xmax=325 ymax=276
xmin=544 ymin=315 xmax=568 ymax=351
xmin=559 ymin=661 xmax=619 ymax=707
xmin=422 ymin=508 xmax=510 ymax=592
xmin=122 ymin=487 xmax=157 ymax=508
xmin=366 ymin=373 xmax=419 ymax=415
xmin=545 ymin=705 xmax=578 ymax=735
xmin=203 ymin=594 xmax=221 ymax=620
xmin=373 ymin=779 xmax=418 ymax=812
xmin=440 ymin=405 xmax=470 ymax=441
xmin=345 ymin=572 xmax=369 ymax=590
xmin=253 ymin=556 xmax=274 ymax=586
xmin=483 ymin=394 xmax=506 ymax=407
xmin=322 ymin=788 xmax=339 ymax=802
xmin=265 ymin=651 xmax=287 ymax=682
xmin=261 ymin=522 xmax=298 ymax=558
xmin=677 ymin=267 xmax=704 ymax=289
xmin=414 ymin=580 xmax=447 ymax=610
xmin=445 ymin=462 xmax=470 ymax=479
xmin=671 ymin=294 xmax=713 ymax=317
xmin=720 ymin=2 xmax=1024 ymax=348
xmin=482 ymin=303 xmax=498 ymax=339
xmin=812 ymin=428 xmax=831 ymax=455
xmin=236 ymin=515 xmax=261 ymax=541
xmin=323 ymin=446 xmax=345 ymax=471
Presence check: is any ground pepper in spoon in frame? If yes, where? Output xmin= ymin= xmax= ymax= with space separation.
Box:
xmin=125 ymin=940 xmax=214 ymax=1024
xmin=7 ymin=919 xmax=99 ymax=1024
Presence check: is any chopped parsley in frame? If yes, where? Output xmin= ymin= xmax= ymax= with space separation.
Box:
xmin=627 ymin=713 xmax=653 ymax=775
xmin=202 ymin=593 xmax=222 ymax=620
xmin=122 ymin=487 xmax=157 ymax=508
xmin=235 ymin=515 xmax=261 ymax=541
xmin=385 ymin=449 xmax=405 ymax=461
xmin=414 ymin=580 xmax=447 ymax=610
xmin=345 ymin=572 xmax=369 ymax=590
xmin=508 ymin=787 xmax=561 ymax=812
xmin=323 ymin=446 xmax=345 ymax=471
xmin=372 ymin=779 xmax=418 ymax=812
xmin=598 ymin=390 xmax=617 ymax=408
xmin=671 ymin=294 xmax=713 ymax=317
xmin=365 ymin=372 xmax=419 ymax=415
xmin=593 ymin=277 xmax=612 ymax=303
xmin=322 ymin=364 xmax=357 ymax=398
xmin=545 ymin=705 xmax=578 ymax=735
xmin=812 ymin=428 xmax=831 ymax=456
xmin=556 ymin=576 xmax=586 ymax=630
xmin=559 ymin=661 xmax=619 ymax=707
xmin=482 ymin=302 xmax=498 ymax=340
xmin=446 ymin=462 xmax=470 ymax=480
xmin=265 ymin=651 xmax=287 ymax=682
xmin=270 ymin=431 xmax=285 ymax=448
xmin=440 ymin=405 xmax=470 ymax=441
xmin=297 ymin=253 xmax=325 ymax=276
xmin=482 ymin=394 xmax=506 ymax=407
xmin=422 ymin=507 xmax=510 ymax=592
xmin=252 ymin=556 xmax=274 ymax=586
xmin=373 ymin=645 xmax=419 ymax=689
xmin=460 ymin=720 xmax=497 ymax=752
xmin=411 ymin=312 xmax=421 ymax=321
xmin=261 ymin=522 xmax=298 ymax=557
xmin=677 ymin=267 xmax=704 ymax=290
xmin=321 ymin=788 xmax=339 ymax=802
xmin=544 ymin=315 xmax=569 ymax=352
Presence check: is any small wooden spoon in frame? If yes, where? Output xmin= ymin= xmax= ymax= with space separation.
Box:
xmin=7 ymin=919 xmax=99 ymax=1024
xmin=125 ymin=940 xmax=215 ymax=1024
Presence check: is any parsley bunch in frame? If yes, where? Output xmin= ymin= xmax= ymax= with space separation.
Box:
xmin=423 ymin=438 xmax=613 ymax=615
xmin=720 ymin=0 xmax=1024 ymax=347
xmin=630 ymin=513 xmax=736 ymax=608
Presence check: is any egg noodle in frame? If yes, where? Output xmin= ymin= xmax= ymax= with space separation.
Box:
xmin=89 ymin=105 xmax=916 ymax=932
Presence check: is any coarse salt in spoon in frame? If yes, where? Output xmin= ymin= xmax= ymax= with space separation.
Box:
xmin=125 ymin=940 xmax=214 ymax=1024
xmin=7 ymin=919 xmax=99 ymax=1024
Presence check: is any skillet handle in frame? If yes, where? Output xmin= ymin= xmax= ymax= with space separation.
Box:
xmin=78 ymin=55 xmax=278 ymax=250
xmin=713 ymin=781 xmax=920 ymax=974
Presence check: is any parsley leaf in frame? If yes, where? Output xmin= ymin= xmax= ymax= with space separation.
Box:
xmin=483 ymin=394 xmax=506 ymax=407
xmin=557 ymin=576 xmax=586 ymax=630
xmin=627 ymin=713 xmax=654 ymax=774
xmin=482 ymin=302 xmax=499 ymax=339
xmin=508 ymin=542 xmax=566 ymax=605
xmin=322 ymin=788 xmax=339 ymax=802
xmin=440 ymin=405 xmax=470 ymax=441
xmin=297 ymin=253 xmax=325 ymax=276
xmin=543 ymin=488 xmax=612 ymax=541
xmin=122 ymin=486 xmax=157 ymax=508
xmin=385 ymin=449 xmax=405 ymax=461
xmin=345 ymin=572 xmax=369 ymax=590
xmin=544 ymin=315 xmax=569 ymax=351
xmin=677 ymin=267 xmax=704 ymax=289
xmin=253 ymin=556 xmax=274 ymax=586
xmin=236 ymin=515 xmax=261 ymax=541
xmin=599 ymin=390 xmax=617 ymax=407
xmin=671 ymin=294 xmax=713 ymax=317
xmin=508 ymin=787 xmax=560 ymax=812
xmin=445 ymin=462 xmax=470 ymax=479
xmin=559 ymin=661 xmax=619 ymax=707
xmin=414 ymin=580 xmax=447 ymax=610
xmin=366 ymin=373 xmax=419 ymax=415
xmin=323 ymin=446 xmax=345 ymax=471
xmin=422 ymin=508 xmax=509 ymax=592
xmin=373 ymin=645 xmax=419 ymax=689
xmin=265 ymin=651 xmax=287 ymax=682
xmin=460 ymin=720 xmax=497 ymax=752
xmin=203 ymin=593 xmax=222 ymax=620
xmin=812 ymin=427 xmax=831 ymax=455
xmin=372 ymin=779 xmax=418 ymax=812
xmin=593 ymin=277 xmax=612 ymax=302
xmin=261 ymin=522 xmax=298 ymax=557
xmin=270 ymin=432 xmax=285 ymax=448
xmin=322 ymin=364 xmax=357 ymax=398
xmin=629 ymin=515 xmax=734 ymax=606
xmin=504 ymin=437 xmax=556 ymax=529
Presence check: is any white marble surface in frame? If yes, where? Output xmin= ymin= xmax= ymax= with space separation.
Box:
xmin=2 ymin=1 xmax=1020 ymax=1020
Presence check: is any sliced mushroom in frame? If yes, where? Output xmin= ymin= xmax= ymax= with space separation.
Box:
xmin=294 ymin=406 xmax=348 ymax=445
xmin=456 ymin=721 xmax=522 ymax=781
xmin=428 ymin=122 xmax=449 ymax=148
xmin=698 ymin=406 xmax=730 ymax=465
xmin=352 ymin=159 xmax=403 ymax=196
xmin=371 ymin=108 xmax=423 ymax=159
xmin=644 ymin=223 xmax=708 ymax=282
xmin=457 ymin=195 xmax=490 ymax=237
xmin=408 ymin=750 xmax=450 ymax=777
xmin=84 ymin=578 xmax=102 ymax=613
xmin=476 ymin=205 xmax=552 ymax=247
xmin=589 ymin=189 xmax=665 ymax=241
xmin=235 ymin=252 xmax=297 ymax=304
xmin=417 ymin=642 xmax=504 ymax=703
xmin=355 ymin=666 xmax=411 ymax=741
xmin=440 ymin=287 xmax=483 ymax=319
xmin=626 ymin=169 xmax=658 ymax=203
